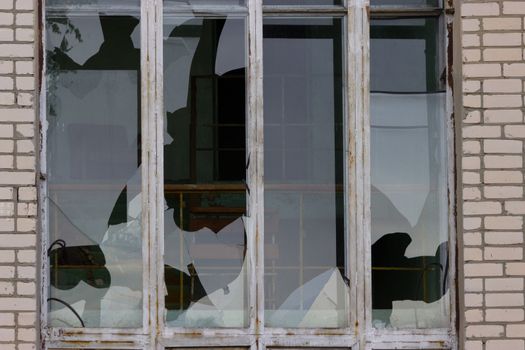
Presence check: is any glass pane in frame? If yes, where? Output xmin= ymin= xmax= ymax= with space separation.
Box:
xmin=264 ymin=0 xmax=342 ymax=6
xmin=371 ymin=0 xmax=441 ymax=7
xmin=263 ymin=17 xmax=348 ymax=328
xmin=163 ymin=15 xmax=248 ymax=328
xmin=46 ymin=11 xmax=142 ymax=327
xmin=370 ymin=17 xmax=449 ymax=329
xmin=164 ymin=0 xmax=246 ymax=9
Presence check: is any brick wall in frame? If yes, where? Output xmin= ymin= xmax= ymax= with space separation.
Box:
xmin=462 ymin=1 xmax=525 ymax=350
xmin=0 ymin=0 xmax=38 ymax=349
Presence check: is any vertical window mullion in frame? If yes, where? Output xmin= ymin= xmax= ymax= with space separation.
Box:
xmin=248 ymin=0 xmax=265 ymax=337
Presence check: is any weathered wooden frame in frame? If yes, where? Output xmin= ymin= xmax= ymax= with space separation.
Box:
xmin=37 ymin=0 xmax=458 ymax=348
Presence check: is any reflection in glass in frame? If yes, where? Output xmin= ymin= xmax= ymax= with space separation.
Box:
xmin=371 ymin=0 xmax=441 ymax=6
xmin=263 ymin=0 xmax=342 ymax=6
xmin=263 ymin=18 xmax=348 ymax=328
xmin=370 ymin=17 xmax=449 ymax=329
xmin=163 ymin=15 xmax=248 ymax=327
xmin=46 ymin=13 xmax=142 ymax=327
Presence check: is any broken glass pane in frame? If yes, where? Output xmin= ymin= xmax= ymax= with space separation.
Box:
xmin=263 ymin=17 xmax=349 ymax=328
xmin=46 ymin=12 xmax=142 ymax=328
xmin=163 ymin=15 xmax=248 ymax=328
xmin=370 ymin=17 xmax=449 ymax=329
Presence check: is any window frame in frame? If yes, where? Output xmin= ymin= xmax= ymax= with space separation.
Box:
xmin=37 ymin=0 xmax=458 ymax=349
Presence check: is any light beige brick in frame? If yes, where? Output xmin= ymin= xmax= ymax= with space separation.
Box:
xmin=466 ymin=309 xmax=484 ymax=322
xmin=0 ymin=187 xmax=13 ymax=200
xmin=0 ymin=218 xmax=14 ymax=231
xmin=464 ymin=81 xmax=481 ymax=94
xmin=466 ymin=341 xmax=483 ymax=350
xmin=503 ymin=1 xmax=525 ymax=14
xmin=464 ymin=140 xmax=481 ymax=154
xmin=463 ymin=18 xmax=480 ymax=32
xmin=17 ymin=187 xmax=35 ymax=201
xmin=0 ymin=250 xmax=14 ymax=263
xmin=0 ymin=298 xmax=35 ymax=311
xmin=464 ymin=63 xmax=501 ymax=78
xmin=0 ymin=92 xmax=15 ymax=105
xmin=15 ymin=13 xmax=33 ymax=26
xmin=504 ymin=63 xmax=525 ymax=77
xmin=17 ymin=92 xmax=32 ymax=106
xmin=464 ymin=171 xmax=481 ymax=184
xmin=464 ymin=232 xmax=483 ymax=246
xmin=16 ymin=139 xmax=33 ymax=153
xmin=486 ymin=309 xmax=524 ymax=322
xmin=462 ymin=2 xmax=500 ymax=16
xmin=0 ymin=312 xmax=14 ymax=326
xmin=15 ymin=76 xmax=33 ymax=90
xmin=463 ymin=156 xmax=481 ymax=169
xmin=0 ymin=234 xmax=34 ymax=247
xmin=484 ymin=48 xmax=523 ymax=62
xmin=484 ymin=109 xmax=523 ymax=123
xmin=484 ymin=95 xmax=522 ymax=108
xmin=485 ymin=186 xmax=523 ymax=200
xmin=507 ymin=324 xmax=525 ymax=338
xmin=485 ymin=231 xmax=524 ymax=245
xmin=15 ymin=0 xmax=33 ymax=9
xmin=486 ymin=293 xmax=524 ymax=307
xmin=484 ymin=79 xmax=522 ymax=93
xmin=465 ymin=217 xmax=482 ymax=230
xmin=15 ymin=61 xmax=32 ymax=75
xmin=465 ymin=293 xmax=484 ymax=307
xmin=464 ymin=49 xmax=481 ymax=62
xmin=16 ymin=155 xmax=34 ymax=170
xmin=484 ymin=32 xmax=522 ymax=46
xmin=483 ymin=17 xmax=522 ymax=30
xmin=487 ymin=339 xmax=524 ymax=350
xmin=465 ymin=278 xmax=483 ymax=292
xmin=0 ymin=266 xmax=15 ymax=279
xmin=485 ymin=247 xmax=523 ymax=260
xmin=15 ymin=28 xmax=33 ymax=42
xmin=0 ymin=12 xmax=14 ymax=26
xmin=17 ymin=312 xmax=35 ymax=326
xmin=17 ymin=327 xmax=35 ymax=342
xmin=484 ymin=155 xmax=522 ymax=169
xmin=17 ymin=250 xmax=35 ymax=263
xmin=17 ymin=266 xmax=34 ymax=279
xmin=0 ymin=155 xmax=13 ymax=168
xmin=0 ymin=108 xmax=33 ymax=122
xmin=0 ymin=172 xmax=34 ymax=185
xmin=0 ymin=281 xmax=14 ymax=295
xmin=0 ymin=329 xmax=15 ymax=342
xmin=464 ymin=125 xmax=501 ymax=138
xmin=0 ymin=28 xmax=13 ymax=41
xmin=0 ymin=44 xmax=33 ymax=58
xmin=485 ymin=216 xmax=523 ymax=229
xmin=0 ymin=124 xmax=13 ymax=138
xmin=484 ymin=139 xmax=523 ymax=153
xmin=17 ymin=202 xmax=35 ymax=216
xmin=465 ymin=94 xmax=482 ymax=108
xmin=505 ymin=125 xmax=525 ymax=138
xmin=465 ymin=248 xmax=483 ymax=261
xmin=16 ymin=217 xmax=35 ymax=232
xmin=0 ymin=61 xmax=13 ymax=74
xmin=506 ymin=262 xmax=525 ymax=275
xmin=466 ymin=325 xmax=504 ymax=338
xmin=464 ymin=201 xmax=502 ymax=215
xmin=0 ymin=76 xmax=14 ymax=90
xmin=464 ymin=187 xmax=482 ymax=200
xmin=0 ymin=0 xmax=13 ymax=9
xmin=0 ymin=202 xmax=14 ymax=216
xmin=16 ymin=282 xmax=34 ymax=296
xmin=465 ymin=263 xmax=503 ymax=277
xmin=463 ymin=34 xmax=481 ymax=48
xmin=484 ymin=170 xmax=523 ymax=183
xmin=486 ymin=277 xmax=524 ymax=291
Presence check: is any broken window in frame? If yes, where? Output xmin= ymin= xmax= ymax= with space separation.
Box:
xmin=42 ymin=0 xmax=455 ymax=348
